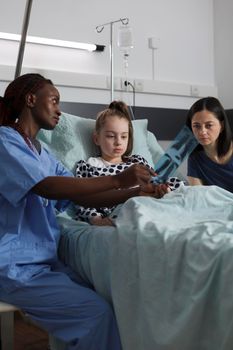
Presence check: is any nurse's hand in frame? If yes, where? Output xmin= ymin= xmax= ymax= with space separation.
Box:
xmin=115 ymin=164 xmax=156 ymax=189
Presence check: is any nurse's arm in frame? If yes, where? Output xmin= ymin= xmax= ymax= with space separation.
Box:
xmin=187 ymin=176 xmax=203 ymax=186
xmin=78 ymin=183 xmax=169 ymax=208
xmin=32 ymin=164 xmax=153 ymax=205
xmin=31 ymin=176 xmax=140 ymax=207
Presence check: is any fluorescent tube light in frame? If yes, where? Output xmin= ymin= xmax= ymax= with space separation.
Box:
xmin=0 ymin=32 xmax=105 ymax=52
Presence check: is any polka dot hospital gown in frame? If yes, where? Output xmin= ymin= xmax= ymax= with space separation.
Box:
xmin=75 ymin=155 xmax=183 ymax=222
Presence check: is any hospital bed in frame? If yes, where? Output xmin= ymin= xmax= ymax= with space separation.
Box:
xmin=39 ymin=112 xmax=233 ymax=350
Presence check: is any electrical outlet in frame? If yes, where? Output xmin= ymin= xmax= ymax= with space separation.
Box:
xmin=190 ymin=85 xmax=199 ymax=97
xmin=134 ymin=79 xmax=144 ymax=92
xmin=121 ymin=79 xmax=137 ymax=92
xmin=121 ymin=79 xmax=128 ymax=91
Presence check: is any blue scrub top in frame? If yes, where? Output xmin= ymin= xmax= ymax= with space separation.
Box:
xmin=0 ymin=127 xmax=73 ymax=291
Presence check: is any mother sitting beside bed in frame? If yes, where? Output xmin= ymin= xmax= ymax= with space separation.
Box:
xmin=186 ymin=96 xmax=233 ymax=193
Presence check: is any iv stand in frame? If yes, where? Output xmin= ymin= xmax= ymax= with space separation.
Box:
xmin=96 ymin=17 xmax=129 ymax=101
xmin=15 ymin=0 xmax=33 ymax=78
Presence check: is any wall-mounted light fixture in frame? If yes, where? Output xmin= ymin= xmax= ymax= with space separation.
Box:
xmin=0 ymin=32 xmax=105 ymax=52
xmin=7 ymin=0 xmax=105 ymax=78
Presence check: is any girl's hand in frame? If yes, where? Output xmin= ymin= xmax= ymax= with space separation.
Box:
xmin=139 ymin=183 xmax=170 ymax=198
xmin=115 ymin=164 xmax=156 ymax=189
xmin=153 ymin=183 xmax=171 ymax=198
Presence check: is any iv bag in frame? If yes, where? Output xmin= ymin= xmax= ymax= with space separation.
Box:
xmin=117 ymin=26 xmax=133 ymax=52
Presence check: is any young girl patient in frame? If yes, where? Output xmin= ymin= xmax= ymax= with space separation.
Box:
xmin=75 ymin=100 xmax=174 ymax=226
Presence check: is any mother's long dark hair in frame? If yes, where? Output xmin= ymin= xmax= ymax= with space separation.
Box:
xmin=0 ymin=73 xmax=53 ymax=126
xmin=186 ymin=96 xmax=232 ymax=157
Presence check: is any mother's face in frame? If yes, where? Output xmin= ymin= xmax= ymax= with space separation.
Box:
xmin=191 ymin=109 xmax=223 ymax=147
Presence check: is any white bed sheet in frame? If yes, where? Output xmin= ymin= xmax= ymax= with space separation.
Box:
xmin=58 ymin=185 xmax=233 ymax=350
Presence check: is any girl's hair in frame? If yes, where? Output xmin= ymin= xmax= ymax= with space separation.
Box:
xmin=95 ymin=100 xmax=133 ymax=156
xmin=186 ymin=96 xmax=233 ymax=157
xmin=0 ymin=73 xmax=53 ymax=126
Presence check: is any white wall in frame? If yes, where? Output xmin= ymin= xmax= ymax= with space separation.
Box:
xmin=0 ymin=0 xmax=217 ymax=109
xmin=213 ymin=0 xmax=233 ymax=109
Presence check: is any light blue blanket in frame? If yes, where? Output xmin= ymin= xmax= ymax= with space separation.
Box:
xmin=58 ymin=185 xmax=233 ymax=350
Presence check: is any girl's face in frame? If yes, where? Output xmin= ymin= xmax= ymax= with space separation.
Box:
xmin=94 ymin=116 xmax=129 ymax=163
xmin=191 ymin=109 xmax=223 ymax=148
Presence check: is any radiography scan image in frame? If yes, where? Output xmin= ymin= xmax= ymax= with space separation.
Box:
xmin=152 ymin=125 xmax=198 ymax=184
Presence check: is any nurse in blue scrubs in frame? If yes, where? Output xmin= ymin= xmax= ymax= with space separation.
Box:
xmin=0 ymin=73 xmax=165 ymax=349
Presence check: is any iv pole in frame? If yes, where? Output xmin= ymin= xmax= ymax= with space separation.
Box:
xmin=96 ymin=18 xmax=129 ymax=101
xmin=15 ymin=0 xmax=33 ymax=78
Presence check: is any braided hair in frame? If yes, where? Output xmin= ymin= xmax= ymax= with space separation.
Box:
xmin=95 ymin=100 xmax=134 ymax=156
xmin=0 ymin=73 xmax=53 ymax=126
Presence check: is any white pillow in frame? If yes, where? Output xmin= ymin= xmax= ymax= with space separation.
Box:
xmin=38 ymin=112 xmax=164 ymax=172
